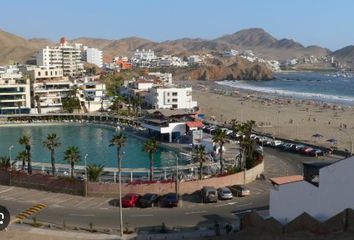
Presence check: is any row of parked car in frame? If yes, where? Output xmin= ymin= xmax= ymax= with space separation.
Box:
xmin=201 ymin=185 xmax=250 ymax=203
xmin=120 ymin=184 xmax=251 ymax=208
xmin=250 ymin=134 xmax=324 ymax=157
xmin=121 ymin=193 xmax=178 ymax=208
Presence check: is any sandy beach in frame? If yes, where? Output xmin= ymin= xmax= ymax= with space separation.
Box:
xmin=191 ymin=81 xmax=354 ymax=152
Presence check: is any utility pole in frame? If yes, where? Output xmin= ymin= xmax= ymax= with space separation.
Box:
xmin=118 ymin=151 xmax=124 ymax=237
xmin=84 ymin=154 xmax=88 ymax=196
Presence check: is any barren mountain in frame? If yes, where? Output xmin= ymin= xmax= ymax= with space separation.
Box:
xmin=0 ymin=27 xmax=351 ymax=65
xmin=0 ymin=29 xmax=52 ymax=64
xmin=331 ymin=45 xmax=354 ymax=64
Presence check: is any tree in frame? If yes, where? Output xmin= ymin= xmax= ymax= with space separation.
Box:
xmin=143 ymin=138 xmax=158 ymax=181
xmin=110 ymin=95 xmax=125 ymax=114
xmin=62 ymin=86 xmax=81 ymax=113
xmin=212 ymin=128 xmax=228 ymax=173
xmin=86 ymin=164 xmax=104 ymax=182
xmin=18 ymin=135 xmax=32 ymax=174
xmin=0 ymin=156 xmax=12 ymax=170
xmin=109 ymin=133 xmax=127 ymax=171
xmin=16 ymin=151 xmax=28 ymax=171
xmin=43 ymin=133 xmax=61 ymax=175
xmin=192 ymin=145 xmax=207 ymax=180
xmin=63 ymin=146 xmax=81 ymax=178
xmin=34 ymin=94 xmax=41 ymax=114
xmin=233 ymin=120 xmax=257 ymax=169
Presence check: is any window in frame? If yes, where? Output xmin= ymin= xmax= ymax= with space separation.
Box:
xmin=38 ymin=72 xmax=41 ymax=76
xmin=45 ymin=71 xmax=48 ymax=76
xmin=172 ymin=99 xmax=177 ymax=102
xmin=172 ymin=92 xmax=178 ymax=96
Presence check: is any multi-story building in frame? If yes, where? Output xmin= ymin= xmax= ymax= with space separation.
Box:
xmin=29 ymin=66 xmax=73 ymax=113
xmin=83 ymin=47 xmax=103 ymax=68
xmin=36 ymin=37 xmax=84 ymax=77
xmin=145 ymin=86 xmax=198 ymax=110
xmin=0 ymin=66 xmax=31 ymax=114
xmin=78 ymin=81 xmax=110 ymax=112
xmin=147 ymin=72 xmax=173 ymax=85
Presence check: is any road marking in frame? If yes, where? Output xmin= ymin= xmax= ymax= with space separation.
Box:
xmin=68 ymin=214 xmax=95 ymax=217
xmin=12 ymin=203 xmax=47 ymax=223
xmin=184 ymin=210 xmax=207 ymax=215
xmin=0 ymin=187 xmax=14 ymax=194
xmin=95 ymin=198 xmax=113 ymax=208
xmin=130 ymin=214 xmax=154 ymax=217
xmin=214 ymin=202 xmax=238 ymax=208
xmin=237 ymin=202 xmax=253 ymax=207
xmin=52 ymin=197 xmax=75 ymax=205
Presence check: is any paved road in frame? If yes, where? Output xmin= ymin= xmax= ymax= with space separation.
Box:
xmin=0 ymin=148 xmax=337 ymax=229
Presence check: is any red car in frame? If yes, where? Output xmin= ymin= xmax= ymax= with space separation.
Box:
xmin=121 ymin=193 xmax=140 ymax=208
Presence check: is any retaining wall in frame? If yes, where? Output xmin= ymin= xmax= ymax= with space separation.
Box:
xmin=87 ymin=161 xmax=264 ymax=197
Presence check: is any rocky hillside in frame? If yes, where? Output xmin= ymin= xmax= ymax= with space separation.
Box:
xmin=0 ymin=29 xmax=52 ymax=64
xmin=173 ymin=57 xmax=273 ymax=81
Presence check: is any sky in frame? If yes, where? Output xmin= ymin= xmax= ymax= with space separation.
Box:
xmin=1 ymin=0 xmax=353 ymax=50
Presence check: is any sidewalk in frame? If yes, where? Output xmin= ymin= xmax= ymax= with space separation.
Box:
xmin=0 ymin=224 xmax=128 ymax=240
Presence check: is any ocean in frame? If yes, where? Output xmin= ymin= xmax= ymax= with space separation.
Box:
xmin=217 ymin=72 xmax=354 ymax=105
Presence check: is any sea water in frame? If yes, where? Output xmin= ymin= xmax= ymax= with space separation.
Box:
xmin=217 ymin=72 xmax=354 ymax=105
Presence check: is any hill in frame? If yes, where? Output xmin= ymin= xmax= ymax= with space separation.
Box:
xmin=0 ymin=27 xmax=352 ymax=66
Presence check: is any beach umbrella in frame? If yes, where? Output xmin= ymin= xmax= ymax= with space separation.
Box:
xmin=312 ymin=133 xmax=324 ymax=138
xmin=326 ymin=139 xmax=337 ymax=144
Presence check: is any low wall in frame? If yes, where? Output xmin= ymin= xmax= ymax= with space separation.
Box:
xmin=0 ymin=170 xmax=85 ymax=196
xmin=87 ymin=161 xmax=264 ymax=197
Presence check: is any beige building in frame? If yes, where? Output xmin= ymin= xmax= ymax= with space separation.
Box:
xmin=29 ymin=66 xmax=73 ymax=113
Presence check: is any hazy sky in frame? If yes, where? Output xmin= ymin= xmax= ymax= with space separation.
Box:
xmin=1 ymin=0 xmax=353 ymax=50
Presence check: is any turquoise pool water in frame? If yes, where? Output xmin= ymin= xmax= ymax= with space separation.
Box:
xmin=0 ymin=124 xmax=181 ymax=168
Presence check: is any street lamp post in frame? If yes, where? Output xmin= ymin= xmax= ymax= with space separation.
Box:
xmin=175 ymin=153 xmax=180 ymax=207
xmin=84 ymin=154 xmax=88 ymax=196
xmin=118 ymin=151 xmax=124 ymax=237
xmin=8 ymin=145 xmax=14 ymax=166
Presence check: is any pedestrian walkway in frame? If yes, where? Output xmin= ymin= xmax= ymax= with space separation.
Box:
xmin=0 ymin=185 xmax=114 ymax=210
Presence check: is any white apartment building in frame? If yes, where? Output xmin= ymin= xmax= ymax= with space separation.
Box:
xmin=79 ymin=82 xmax=110 ymax=112
xmin=0 ymin=66 xmax=31 ymax=114
xmin=270 ymin=157 xmax=354 ymax=224
xmin=146 ymin=86 xmax=198 ymax=110
xmin=84 ymin=47 xmax=103 ymax=68
xmin=29 ymin=66 xmax=73 ymax=113
xmin=133 ymin=49 xmax=155 ymax=61
xmin=148 ymin=72 xmax=172 ymax=84
xmin=36 ymin=38 xmax=84 ymax=77
xmin=188 ymin=55 xmax=202 ymax=65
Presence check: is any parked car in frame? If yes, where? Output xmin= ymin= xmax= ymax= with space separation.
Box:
xmin=302 ymin=147 xmax=314 ymax=155
xmin=307 ymin=148 xmax=324 ymax=157
xmin=121 ymin=193 xmax=140 ymax=208
xmin=271 ymin=140 xmax=283 ymax=148
xmin=137 ymin=193 xmax=160 ymax=208
xmin=294 ymin=144 xmax=306 ymax=153
xmin=217 ymin=187 xmax=233 ymax=200
xmin=160 ymin=193 xmax=179 ymax=207
xmin=201 ymin=186 xmax=218 ymax=203
xmin=284 ymin=143 xmax=296 ymax=151
xmin=230 ymin=185 xmax=251 ymax=197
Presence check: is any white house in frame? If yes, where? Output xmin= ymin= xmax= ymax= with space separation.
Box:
xmin=145 ymin=86 xmax=198 ymax=110
xmin=0 ymin=66 xmax=31 ymax=114
xmin=270 ymin=157 xmax=354 ymax=224
xmin=78 ymin=81 xmax=110 ymax=112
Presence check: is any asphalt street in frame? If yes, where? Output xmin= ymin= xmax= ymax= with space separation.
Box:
xmin=0 ymin=147 xmax=335 ymax=230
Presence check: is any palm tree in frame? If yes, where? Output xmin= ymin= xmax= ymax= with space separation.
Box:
xmin=212 ymin=128 xmax=228 ymax=173
xmin=109 ymin=132 xmax=126 ymax=237
xmin=18 ymin=135 xmax=32 ymax=174
xmin=234 ymin=120 xmax=256 ymax=169
xmin=0 ymin=156 xmax=12 ymax=170
xmin=143 ymin=138 xmax=158 ymax=181
xmin=109 ymin=133 xmax=127 ymax=171
xmin=16 ymin=151 xmax=28 ymax=171
xmin=86 ymin=164 xmax=104 ymax=182
xmin=34 ymin=94 xmax=41 ymax=114
xmin=43 ymin=133 xmax=61 ymax=175
xmin=63 ymin=146 xmax=81 ymax=178
xmin=192 ymin=145 xmax=207 ymax=180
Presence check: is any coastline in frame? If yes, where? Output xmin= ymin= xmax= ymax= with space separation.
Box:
xmin=191 ymin=80 xmax=354 ymax=151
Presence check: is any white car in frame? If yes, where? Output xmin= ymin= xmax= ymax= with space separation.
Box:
xmin=217 ymin=187 xmax=233 ymax=200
